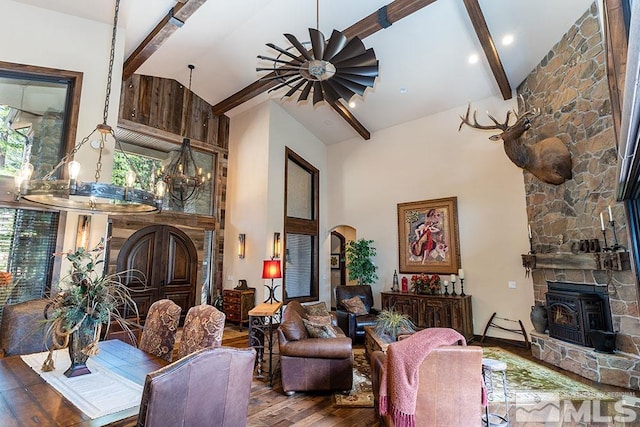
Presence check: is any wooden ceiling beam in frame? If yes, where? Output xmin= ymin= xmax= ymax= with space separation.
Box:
xmin=211 ymin=0 xmax=438 ymax=140
xmin=462 ymin=0 xmax=512 ymax=100
xmin=329 ymin=100 xmax=371 ymax=140
xmin=122 ymin=0 xmax=207 ymax=81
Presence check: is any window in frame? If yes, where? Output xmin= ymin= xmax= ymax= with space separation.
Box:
xmin=283 ymin=148 xmax=319 ymax=302
xmin=0 ymin=61 xmax=82 ymax=312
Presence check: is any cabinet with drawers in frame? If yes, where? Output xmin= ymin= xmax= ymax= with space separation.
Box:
xmin=222 ymin=288 xmax=255 ymax=329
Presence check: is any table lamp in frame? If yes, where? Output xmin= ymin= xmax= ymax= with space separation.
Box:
xmin=262 ymin=259 xmax=282 ymax=303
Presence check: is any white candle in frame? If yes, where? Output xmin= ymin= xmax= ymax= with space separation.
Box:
xmin=528 ymin=224 xmax=532 ymax=238
xmin=444 ymin=280 xmax=449 ymax=287
xmin=608 ymin=205 xmax=613 ymax=222
xmin=450 ymin=274 xmax=456 ymax=283
xmin=600 ymin=212 xmax=605 ymax=231
xmin=458 ymin=269 xmax=464 ymax=279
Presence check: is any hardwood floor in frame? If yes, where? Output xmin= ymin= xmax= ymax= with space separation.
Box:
xmin=222 ymin=327 xmax=640 ymax=426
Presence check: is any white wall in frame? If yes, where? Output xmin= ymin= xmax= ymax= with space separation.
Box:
xmin=2 ymin=1 xmax=126 ymax=264
xmin=327 ymin=95 xmax=535 ymax=339
xmin=225 ymin=101 xmax=328 ymax=303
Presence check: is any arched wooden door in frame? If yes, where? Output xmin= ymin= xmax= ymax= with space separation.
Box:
xmin=117 ymin=225 xmax=197 ymax=324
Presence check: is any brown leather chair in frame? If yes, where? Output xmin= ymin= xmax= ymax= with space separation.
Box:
xmin=371 ymin=335 xmax=483 ymax=426
xmin=0 ymin=298 xmax=51 ymax=357
xmin=137 ymin=346 xmax=256 ymax=427
xmin=335 ymin=285 xmax=379 ymax=342
xmin=278 ymin=301 xmax=353 ymax=395
xmin=138 ymin=299 xmax=181 ymax=362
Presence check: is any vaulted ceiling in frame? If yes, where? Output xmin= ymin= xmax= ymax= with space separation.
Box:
xmin=13 ymin=0 xmax=594 ymax=144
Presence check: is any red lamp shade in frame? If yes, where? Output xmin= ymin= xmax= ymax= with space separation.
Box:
xmin=262 ymin=259 xmax=282 ymax=279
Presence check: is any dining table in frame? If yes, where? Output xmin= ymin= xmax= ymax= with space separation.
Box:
xmin=0 ymin=339 xmax=168 ymax=426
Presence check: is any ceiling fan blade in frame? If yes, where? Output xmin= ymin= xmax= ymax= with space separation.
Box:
xmin=256 ymin=66 xmax=300 ymax=72
xmin=257 ymin=55 xmax=299 ymax=66
xmin=331 ymin=76 xmax=368 ymax=96
xmin=333 ymin=72 xmax=377 ymax=88
xmin=336 ymin=65 xmax=379 ymax=77
xmin=323 ymin=30 xmax=348 ymax=62
xmin=333 ymin=49 xmax=378 ymax=68
xmin=283 ymin=79 xmax=307 ymax=98
xmin=284 ymin=34 xmax=312 ymax=60
xmin=299 ymin=81 xmax=313 ymax=101
xmin=266 ymin=43 xmax=304 ymax=63
xmin=325 ymin=79 xmax=356 ymax=103
xmin=329 ymin=37 xmax=366 ymax=64
xmin=258 ymin=72 xmax=300 ymax=82
xmin=309 ymin=28 xmax=325 ymax=61
xmin=268 ymin=75 xmax=304 ymax=93
xmin=321 ymin=81 xmax=341 ymax=104
xmin=312 ymin=81 xmax=324 ymax=105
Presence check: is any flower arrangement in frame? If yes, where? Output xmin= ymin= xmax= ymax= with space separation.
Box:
xmin=42 ymin=239 xmax=139 ymax=373
xmin=410 ymin=273 xmax=441 ymax=294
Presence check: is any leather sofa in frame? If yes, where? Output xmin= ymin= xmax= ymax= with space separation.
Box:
xmin=371 ymin=342 xmax=483 ymax=426
xmin=277 ymin=301 xmax=353 ymax=395
xmin=335 ymin=285 xmax=379 ymax=342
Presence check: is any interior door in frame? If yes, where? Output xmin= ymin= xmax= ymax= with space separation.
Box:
xmin=116 ymin=225 xmax=197 ymax=324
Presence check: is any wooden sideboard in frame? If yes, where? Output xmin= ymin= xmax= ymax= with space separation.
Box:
xmin=223 ymin=288 xmax=255 ymax=330
xmin=381 ymin=292 xmax=474 ymax=342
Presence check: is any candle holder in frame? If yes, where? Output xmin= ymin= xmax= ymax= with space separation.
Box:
xmin=528 ymin=236 xmax=536 ymax=254
xmin=451 ymin=280 xmax=457 ymax=296
xmin=460 ymin=278 xmax=466 ymax=297
xmin=609 ymin=220 xmax=627 ymax=252
xmin=444 ymin=283 xmax=449 ymax=296
xmin=601 ymin=228 xmax=611 ymax=252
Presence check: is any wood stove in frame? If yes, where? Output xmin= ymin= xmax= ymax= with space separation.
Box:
xmin=546 ymin=282 xmax=613 ymax=347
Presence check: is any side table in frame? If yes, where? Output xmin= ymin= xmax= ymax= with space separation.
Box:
xmin=248 ymin=302 xmax=282 ymax=387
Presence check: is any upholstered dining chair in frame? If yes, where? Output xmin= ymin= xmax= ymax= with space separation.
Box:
xmin=177 ymin=304 xmax=225 ymax=360
xmin=0 ymin=298 xmax=51 ymax=357
xmin=138 ymin=299 xmax=182 ymax=362
xmin=136 ymin=346 xmax=256 ymax=427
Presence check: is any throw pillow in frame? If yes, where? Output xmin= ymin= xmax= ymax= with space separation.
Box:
xmin=302 ymin=318 xmax=337 ymax=338
xmin=306 ymin=314 xmax=332 ymax=326
xmin=303 ymin=301 xmax=330 ymax=317
xmin=341 ymin=296 xmax=368 ymax=315
xmin=280 ymin=310 xmax=308 ymax=341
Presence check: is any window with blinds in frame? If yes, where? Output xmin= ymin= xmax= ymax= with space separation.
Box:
xmin=0 ymin=208 xmax=59 ymax=311
xmin=283 ymin=148 xmax=319 ymax=302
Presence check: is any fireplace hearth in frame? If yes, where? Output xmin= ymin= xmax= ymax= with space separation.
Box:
xmin=546 ymin=282 xmax=613 ymax=347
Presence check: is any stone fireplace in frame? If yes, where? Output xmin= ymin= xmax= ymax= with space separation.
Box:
xmin=518 ymin=4 xmax=640 ymax=389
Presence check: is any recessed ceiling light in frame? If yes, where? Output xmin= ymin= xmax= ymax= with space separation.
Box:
xmin=468 ymin=54 xmax=479 ymax=64
xmin=399 ymin=87 xmax=408 ymax=94
xmin=348 ymin=101 xmax=356 ymax=108
xmin=502 ymin=34 xmax=514 ymax=46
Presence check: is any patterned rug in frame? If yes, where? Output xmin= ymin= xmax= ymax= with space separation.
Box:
xmin=333 ymin=348 xmax=374 ymax=408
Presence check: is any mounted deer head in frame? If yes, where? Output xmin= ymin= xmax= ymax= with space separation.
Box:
xmin=458 ymin=101 xmax=572 ymax=185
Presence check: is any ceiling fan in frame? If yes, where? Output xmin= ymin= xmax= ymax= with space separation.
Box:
xmin=257 ymin=25 xmax=379 ymax=105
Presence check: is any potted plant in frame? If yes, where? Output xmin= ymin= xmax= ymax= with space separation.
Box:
xmin=42 ymin=239 xmax=139 ymax=377
xmin=374 ymin=308 xmax=416 ymax=341
xmin=345 ymin=238 xmax=378 ymax=285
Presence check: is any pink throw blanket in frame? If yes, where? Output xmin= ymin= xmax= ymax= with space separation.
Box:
xmin=377 ymin=328 xmax=467 ymax=427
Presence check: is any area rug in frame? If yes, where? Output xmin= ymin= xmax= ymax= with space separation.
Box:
xmin=333 ymin=348 xmax=374 ymax=408
xmin=482 ymin=347 xmax=612 ymax=401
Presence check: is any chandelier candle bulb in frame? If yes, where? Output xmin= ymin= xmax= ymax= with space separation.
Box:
xmin=600 ymin=212 xmax=605 ymax=231
xmin=528 ymin=223 xmax=532 ymax=238
xmin=608 ymin=205 xmax=613 ymax=221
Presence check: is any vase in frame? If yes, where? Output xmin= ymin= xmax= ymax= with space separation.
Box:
xmin=530 ymin=302 xmax=548 ymax=334
xmin=64 ymin=323 xmax=95 ymax=377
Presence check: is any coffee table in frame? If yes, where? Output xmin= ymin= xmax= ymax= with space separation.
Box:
xmin=364 ymin=325 xmax=395 ymax=360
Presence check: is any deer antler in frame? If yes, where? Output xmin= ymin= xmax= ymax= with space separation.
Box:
xmin=458 ymin=102 xmax=510 ymax=131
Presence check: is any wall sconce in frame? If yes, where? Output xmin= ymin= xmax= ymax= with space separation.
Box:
xmin=273 ymin=232 xmax=281 ymax=259
xmin=238 ymin=233 xmax=246 ymax=259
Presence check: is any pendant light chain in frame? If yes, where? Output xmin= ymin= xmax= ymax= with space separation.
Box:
xmin=103 ymin=0 xmax=120 ymax=126
xmin=316 ymin=0 xmax=319 ymax=31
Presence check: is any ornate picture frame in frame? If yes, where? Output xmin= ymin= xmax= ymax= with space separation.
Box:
xmin=330 ymin=253 xmax=340 ymax=270
xmin=397 ymin=197 xmax=461 ymax=274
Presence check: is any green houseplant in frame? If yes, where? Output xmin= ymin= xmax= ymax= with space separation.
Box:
xmin=345 ymin=238 xmax=378 ymax=285
xmin=374 ymin=308 xmax=416 ymax=341
xmin=42 ymin=239 xmax=139 ymax=377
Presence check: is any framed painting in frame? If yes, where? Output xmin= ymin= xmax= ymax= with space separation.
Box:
xmin=330 ymin=253 xmax=340 ymax=270
xmin=397 ymin=197 xmax=461 ymax=274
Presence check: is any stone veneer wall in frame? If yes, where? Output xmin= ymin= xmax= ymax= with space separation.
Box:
xmin=517 ymin=3 xmax=640 ymax=388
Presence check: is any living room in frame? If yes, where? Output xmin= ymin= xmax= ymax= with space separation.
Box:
xmin=0 ymin=0 xmax=639 ymax=425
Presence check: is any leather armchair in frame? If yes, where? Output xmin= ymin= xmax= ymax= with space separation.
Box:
xmin=278 ymin=301 xmax=353 ymax=395
xmin=371 ymin=343 xmax=483 ymax=426
xmin=137 ymin=346 xmax=256 ymax=427
xmin=335 ymin=285 xmax=379 ymax=342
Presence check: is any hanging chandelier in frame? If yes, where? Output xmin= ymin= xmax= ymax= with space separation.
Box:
xmin=156 ymin=64 xmax=209 ymax=210
xmin=13 ymin=0 xmax=165 ymax=214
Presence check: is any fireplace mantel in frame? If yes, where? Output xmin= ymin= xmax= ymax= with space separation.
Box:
xmin=521 ymin=252 xmax=630 ymax=271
